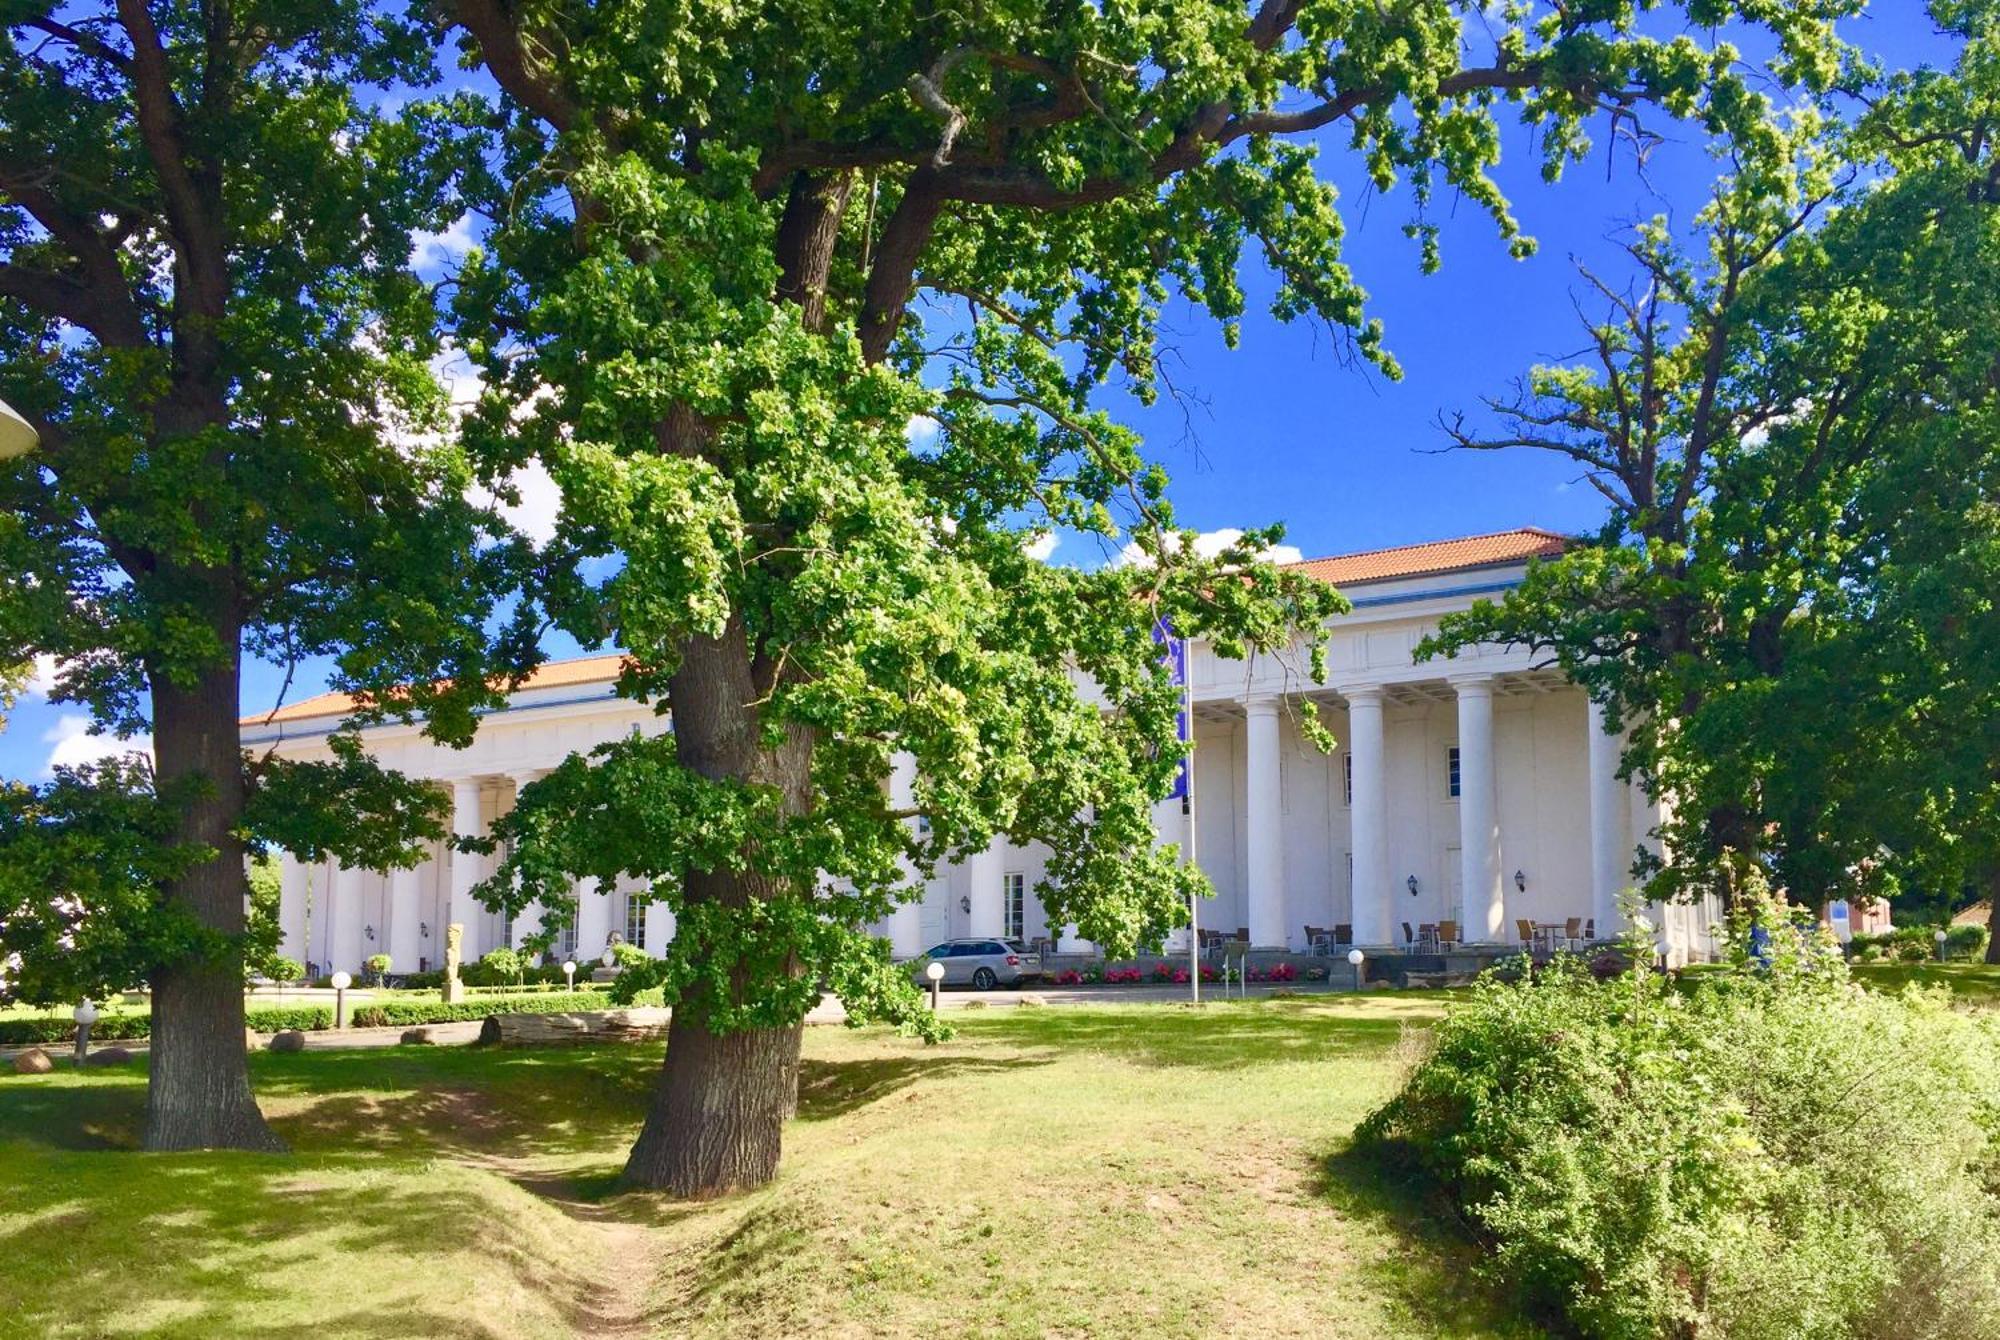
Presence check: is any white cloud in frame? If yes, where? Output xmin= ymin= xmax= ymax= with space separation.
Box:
xmin=41 ymin=713 xmax=151 ymax=776
xmin=904 ymin=414 xmax=941 ymax=450
xmin=410 ymin=212 xmax=479 ymax=272
xmin=470 ymin=458 xmax=563 ymax=548
xmin=26 ymin=654 xmax=58 ymax=696
xmin=1114 ymin=527 xmax=1303 ymax=570
xmin=1024 ymin=532 xmax=1060 ymax=562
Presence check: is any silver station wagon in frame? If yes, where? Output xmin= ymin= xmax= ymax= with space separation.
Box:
xmin=913 ymin=939 xmax=1041 ymax=990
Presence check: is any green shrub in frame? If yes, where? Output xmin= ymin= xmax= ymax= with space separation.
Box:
xmin=1358 ymin=903 xmax=2000 ymax=1340
xmin=1947 ymin=923 xmax=1990 ymax=961
xmin=0 ymin=1002 xmax=335 ymax=1043
xmin=264 ymin=957 xmax=305 ymax=984
xmin=364 ymin=953 xmax=392 ymax=975
xmin=462 ymin=946 xmax=524 ymax=987
xmin=348 ymin=988 xmax=663 ymax=1029
xmin=246 ymin=1004 xmax=334 ymax=1032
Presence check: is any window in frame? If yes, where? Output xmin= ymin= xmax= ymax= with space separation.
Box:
xmin=1003 ymin=872 xmax=1026 ymax=941
xmin=624 ymin=893 xmax=647 ymax=949
xmin=1342 ymin=752 xmax=1353 ymax=806
xmin=556 ymin=920 xmax=578 ymax=960
xmin=1447 ymin=746 xmax=1462 ymax=799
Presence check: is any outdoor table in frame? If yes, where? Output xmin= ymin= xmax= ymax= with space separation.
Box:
xmin=1534 ymin=923 xmax=1567 ymax=953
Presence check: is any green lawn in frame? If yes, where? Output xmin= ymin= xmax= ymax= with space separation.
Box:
xmin=1850 ymin=960 xmax=2000 ymax=1004
xmin=0 ymin=995 xmax=1536 ymax=1340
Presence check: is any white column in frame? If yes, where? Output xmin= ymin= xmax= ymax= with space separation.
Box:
xmin=449 ymin=778 xmax=484 ymax=960
xmin=387 ymin=864 xmax=422 ymax=975
xmin=1587 ymin=698 xmax=1631 ymax=937
xmin=506 ymin=771 xmax=544 ymax=953
xmin=1454 ymin=676 xmax=1503 ymax=942
xmin=887 ymin=752 xmax=925 ymax=957
xmin=277 ymin=853 xmax=309 ymax=965
xmin=1244 ymin=695 xmax=1287 ymax=947
xmin=331 ymin=864 xmax=366 ymax=973
xmin=573 ymin=877 xmax=610 ymax=962
xmin=641 ymin=881 xmax=674 ymax=957
xmin=1346 ymin=686 xmax=1390 ymax=947
xmin=967 ymin=842 xmax=1004 ymax=937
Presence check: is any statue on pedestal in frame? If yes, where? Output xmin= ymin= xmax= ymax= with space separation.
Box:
xmin=442 ymin=922 xmax=465 ymax=1003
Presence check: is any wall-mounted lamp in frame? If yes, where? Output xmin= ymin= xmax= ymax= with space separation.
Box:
xmin=959 ymin=894 xmax=972 ymax=914
xmin=1514 ymin=869 xmax=1527 ymax=893
xmin=420 ymin=922 xmax=431 ymax=939
xmin=364 ymin=924 xmax=376 ymax=941
xmin=1405 ymin=875 xmax=1420 ymax=897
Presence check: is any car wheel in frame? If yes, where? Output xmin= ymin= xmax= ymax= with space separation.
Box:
xmin=972 ymin=967 xmax=997 ymax=990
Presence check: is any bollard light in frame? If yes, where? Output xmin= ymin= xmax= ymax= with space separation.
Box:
xmin=925 ymin=959 xmax=945 ymax=1010
xmin=0 ymin=398 xmax=38 ymax=461
xmin=1345 ymin=947 xmax=1365 ymax=991
xmin=1935 ymin=927 xmax=1950 ymax=961
xmin=330 ymin=970 xmax=352 ymax=1029
xmin=72 ymin=999 xmax=98 ymax=1066
xmin=562 ymin=959 xmax=577 ymax=990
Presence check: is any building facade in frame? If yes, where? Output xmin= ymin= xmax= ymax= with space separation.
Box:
xmin=250 ymin=528 xmax=1708 ymax=976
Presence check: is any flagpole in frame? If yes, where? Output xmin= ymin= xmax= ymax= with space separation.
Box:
xmin=1185 ymin=644 xmax=1200 ymax=1007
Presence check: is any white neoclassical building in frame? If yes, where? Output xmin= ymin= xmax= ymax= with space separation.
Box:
xmin=252 ymin=528 xmax=1706 ymax=977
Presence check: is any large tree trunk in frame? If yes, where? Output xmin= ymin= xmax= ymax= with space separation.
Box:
xmin=143 ymin=617 xmax=284 ymax=1153
xmin=624 ymin=1006 xmax=804 ymax=1197
xmin=620 ymin=177 xmax=844 ymax=1196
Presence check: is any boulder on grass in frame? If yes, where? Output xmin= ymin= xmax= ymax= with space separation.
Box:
xmin=12 ymin=1047 xmax=54 ymax=1075
xmin=83 ymin=1046 xmax=137 ymax=1067
xmin=479 ymin=1007 xmax=672 ymax=1047
xmin=400 ymin=1027 xmax=437 ymax=1046
xmin=268 ymin=1029 xmax=307 ymax=1053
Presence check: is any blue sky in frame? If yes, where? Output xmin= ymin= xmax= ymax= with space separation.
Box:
xmin=0 ymin=2 xmax=1956 ymax=780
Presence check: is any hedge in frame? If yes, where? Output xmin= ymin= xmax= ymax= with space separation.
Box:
xmin=347 ymin=989 xmax=665 ymax=1028
xmin=0 ymin=990 xmax=665 ymax=1045
xmin=0 ymin=1003 xmax=334 ymax=1045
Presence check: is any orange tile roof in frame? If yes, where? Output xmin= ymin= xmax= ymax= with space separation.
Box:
xmin=1286 ymin=527 xmax=1567 ymax=587
xmin=242 ymin=530 xmax=1565 ymax=727
xmin=240 ymin=652 xmax=630 ymax=727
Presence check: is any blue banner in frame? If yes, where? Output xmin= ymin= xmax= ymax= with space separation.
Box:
xmin=1152 ymin=618 xmax=1190 ymax=800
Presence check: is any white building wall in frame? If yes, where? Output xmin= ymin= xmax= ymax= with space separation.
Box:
xmin=253 ymin=552 xmax=1692 ymax=970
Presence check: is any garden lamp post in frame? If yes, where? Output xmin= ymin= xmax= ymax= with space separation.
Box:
xmin=329 ymin=971 xmax=351 ymax=1029
xmin=1935 ymin=928 xmax=1949 ymax=962
xmin=925 ymin=959 xmax=945 ymax=1010
xmin=0 ymin=398 xmax=37 ymax=461
xmin=1346 ymin=947 xmax=1365 ymax=992
xmin=72 ymin=999 xmax=97 ymax=1066
xmin=562 ymin=959 xmax=577 ymax=991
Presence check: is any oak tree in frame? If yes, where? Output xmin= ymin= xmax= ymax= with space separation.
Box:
xmin=0 ymin=2 xmax=536 ymax=1150
xmin=440 ymin=0 xmax=1852 ymax=1196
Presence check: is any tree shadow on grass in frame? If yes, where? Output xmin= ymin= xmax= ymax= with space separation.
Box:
xmin=1312 ymin=1142 xmax=1548 ymax=1338
xmin=0 ymin=1150 xmax=602 ymax=1339
xmin=252 ymin=1043 xmax=665 ymax=1159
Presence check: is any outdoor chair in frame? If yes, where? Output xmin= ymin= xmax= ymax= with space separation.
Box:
xmin=1582 ymin=918 xmax=1596 ymax=945
xmin=1437 ymin=919 xmax=1459 ymax=951
xmin=1401 ymin=920 xmax=1415 ymax=950
xmin=1334 ymin=924 xmax=1352 ymax=945
xmin=1564 ymin=916 xmax=1583 ymax=951
xmin=1516 ymin=917 xmax=1535 ymax=948
xmin=1220 ymin=940 xmax=1250 ymax=998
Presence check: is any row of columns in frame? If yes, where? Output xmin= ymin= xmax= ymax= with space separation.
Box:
xmin=291 ymin=770 xmax=658 ymax=973
xmin=1239 ymin=678 xmax=1639 ymax=948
